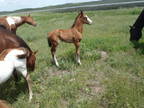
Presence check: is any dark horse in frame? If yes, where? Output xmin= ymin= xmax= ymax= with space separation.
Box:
xmin=0 ymin=25 xmax=37 ymax=71
xmin=129 ymin=9 xmax=144 ymax=41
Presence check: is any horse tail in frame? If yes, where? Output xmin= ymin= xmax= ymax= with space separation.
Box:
xmin=47 ymin=32 xmax=52 ymax=47
xmin=47 ymin=37 xmax=52 ymax=47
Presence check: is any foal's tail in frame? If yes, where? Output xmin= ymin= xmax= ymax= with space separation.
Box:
xmin=47 ymin=32 xmax=52 ymax=47
xmin=47 ymin=37 xmax=52 ymax=47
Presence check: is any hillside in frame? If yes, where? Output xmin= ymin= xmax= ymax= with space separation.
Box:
xmin=1 ymin=0 xmax=144 ymax=14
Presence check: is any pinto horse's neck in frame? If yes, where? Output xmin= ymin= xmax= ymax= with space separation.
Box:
xmin=15 ymin=16 xmax=27 ymax=27
xmin=71 ymin=16 xmax=83 ymax=33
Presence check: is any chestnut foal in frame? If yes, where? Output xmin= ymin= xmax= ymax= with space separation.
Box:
xmin=0 ymin=14 xmax=37 ymax=34
xmin=47 ymin=11 xmax=92 ymax=66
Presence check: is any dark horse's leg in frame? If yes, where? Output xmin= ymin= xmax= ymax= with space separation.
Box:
xmin=130 ymin=27 xmax=142 ymax=41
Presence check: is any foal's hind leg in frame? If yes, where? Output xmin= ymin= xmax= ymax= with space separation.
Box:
xmin=74 ymin=41 xmax=81 ymax=65
xmin=51 ymin=41 xmax=59 ymax=67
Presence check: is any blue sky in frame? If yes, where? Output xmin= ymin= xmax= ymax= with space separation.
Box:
xmin=0 ymin=0 xmax=100 ymax=11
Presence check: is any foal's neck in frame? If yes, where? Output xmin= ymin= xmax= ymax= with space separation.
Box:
xmin=72 ymin=19 xmax=83 ymax=33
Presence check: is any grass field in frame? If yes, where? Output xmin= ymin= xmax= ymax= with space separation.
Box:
xmin=0 ymin=7 xmax=144 ymax=108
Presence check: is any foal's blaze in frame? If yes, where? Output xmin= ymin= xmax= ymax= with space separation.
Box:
xmin=47 ymin=11 xmax=92 ymax=66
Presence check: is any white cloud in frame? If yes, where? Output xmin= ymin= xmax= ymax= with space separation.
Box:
xmin=0 ymin=0 xmax=5 ymax=2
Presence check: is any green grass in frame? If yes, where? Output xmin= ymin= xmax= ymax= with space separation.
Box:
xmin=0 ymin=7 xmax=144 ymax=108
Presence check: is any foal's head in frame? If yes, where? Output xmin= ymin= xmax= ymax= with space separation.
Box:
xmin=129 ymin=25 xmax=142 ymax=41
xmin=27 ymin=50 xmax=37 ymax=71
xmin=78 ymin=11 xmax=92 ymax=25
xmin=24 ymin=14 xmax=37 ymax=27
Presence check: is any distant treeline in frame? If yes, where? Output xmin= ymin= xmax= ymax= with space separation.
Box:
xmin=0 ymin=0 xmax=144 ymax=14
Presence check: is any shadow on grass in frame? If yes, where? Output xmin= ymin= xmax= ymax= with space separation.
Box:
xmin=0 ymin=78 xmax=28 ymax=104
xmin=131 ymin=41 xmax=144 ymax=54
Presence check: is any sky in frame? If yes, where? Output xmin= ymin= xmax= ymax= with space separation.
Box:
xmin=0 ymin=0 xmax=101 ymax=11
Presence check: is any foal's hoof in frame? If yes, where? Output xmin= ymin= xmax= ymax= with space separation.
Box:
xmin=78 ymin=62 xmax=81 ymax=65
xmin=29 ymin=96 xmax=33 ymax=103
xmin=55 ymin=63 xmax=59 ymax=67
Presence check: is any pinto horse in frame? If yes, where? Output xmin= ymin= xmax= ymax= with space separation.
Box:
xmin=0 ymin=25 xmax=37 ymax=72
xmin=47 ymin=11 xmax=92 ymax=66
xmin=0 ymin=48 xmax=33 ymax=102
xmin=0 ymin=14 xmax=37 ymax=34
xmin=129 ymin=9 xmax=144 ymax=41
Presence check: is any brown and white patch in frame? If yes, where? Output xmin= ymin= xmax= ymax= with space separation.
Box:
xmin=6 ymin=16 xmax=22 ymax=26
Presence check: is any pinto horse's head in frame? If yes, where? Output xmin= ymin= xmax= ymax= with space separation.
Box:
xmin=129 ymin=25 xmax=142 ymax=41
xmin=27 ymin=50 xmax=37 ymax=71
xmin=25 ymin=14 xmax=37 ymax=27
xmin=78 ymin=11 xmax=92 ymax=25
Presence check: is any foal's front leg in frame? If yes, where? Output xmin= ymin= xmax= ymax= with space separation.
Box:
xmin=74 ymin=41 xmax=81 ymax=65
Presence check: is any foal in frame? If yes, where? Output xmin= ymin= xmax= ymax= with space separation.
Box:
xmin=48 ymin=11 xmax=92 ymax=66
xmin=0 ymin=48 xmax=33 ymax=102
xmin=0 ymin=14 xmax=37 ymax=34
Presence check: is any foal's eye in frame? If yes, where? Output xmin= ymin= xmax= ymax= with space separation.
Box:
xmin=84 ymin=17 xmax=87 ymax=20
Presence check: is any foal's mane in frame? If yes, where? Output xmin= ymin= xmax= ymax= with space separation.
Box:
xmin=71 ymin=13 xmax=81 ymax=28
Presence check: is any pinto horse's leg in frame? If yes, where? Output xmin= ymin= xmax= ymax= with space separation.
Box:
xmin=51 ymin=41 xmax=59 ymax=67
xmin=20 ymin=70 xmax=33 ymax=102
xmin=74 ymin=41 xmax=81 ymax=65
xmin=25 ymin=73 xmax=33 ymax=102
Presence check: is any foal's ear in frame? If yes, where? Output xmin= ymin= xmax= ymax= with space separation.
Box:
xmin=79 ymin=11 xmax=84 ymax=17
xmin=78 ymin=10 xmax=83 ymax=14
